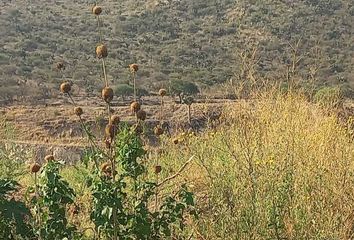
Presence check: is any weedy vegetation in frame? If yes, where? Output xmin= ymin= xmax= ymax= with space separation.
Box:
xmin=0 ymin=2 xmax=354 ymax=240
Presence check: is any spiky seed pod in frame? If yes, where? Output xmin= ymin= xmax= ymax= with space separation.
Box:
xmin=129 ymin=64 xmax=139 ymax=73
xmin=30 ymin=163 xmax=41 ymax=173
xmin=136 ymin=110 xmax=147 ymax=121
xmin=92 ymin=6 xmax=102 ymax=15
xmin=130 ymin=101 xmax=141 ymax=113
xmin=96 ymin=44 xmax=108 ymax=59
xmin=155 ymin=165 xmax=162 ymax=174
xmin=131 ymin=124 xmax=143 ymax=135
xmin=173 ymin=138 xmax=179 ymax=145
xmin=60 ymin=82 xmax=71 ymax=94
xmin=56 ymin=62 xmax=65 ymax=70
xmin=105 ymin=124 xmax=117 ymax=139
xmin=102 ymin=87 xmax=114 ymax=103
xmin=154 ymin=126 xmax=164 ymax=136
xmin=100 ymin=162 xmax=110 ymax=173
xmin=44 ymin=155 xmax=55 ymax=162
xmin=74 ymin=107 xmax=83 ymax=117
xmin=110 ymin=115 xmax=120 ymax=126
xmin=159 ymin=89 xmax=167 ymax=97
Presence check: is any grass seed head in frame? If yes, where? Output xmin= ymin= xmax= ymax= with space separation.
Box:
xmin=159 ymin=88 xmax=167 ymax=97
xmin=130 ymin=101 xmax=141 ymax=113
xmin=155 ymin=165 xmax=162 ymax=174
xmin=136 ymin=110 xmax=147 ymax=121
xmin=129 ymin=64 xmax=139 ymax=73
xmin=102 ymin=87 xmax=114 ymax=103
xmin=74 ymin=107 xmax=83 ymax=116
xmin=96 ymin=44 xmax=108 ymax=58
xmin=110 ymin=115 xmax=120 ymax=126
xmin=60 ymin=82 xmax=71 ymax=94
xmin=30 ymin=163 xmax=41 ymax=173
xmin=154 ymin=126 xmax=164 ymax=136
xmin=92 ymin=6 xmax=102 ymax=15
xmin=105 ymin=124 xmax=117 ymax=139
xmin=44 ymin=155 xmax=55 ymax=162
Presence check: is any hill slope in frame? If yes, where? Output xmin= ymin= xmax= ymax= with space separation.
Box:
xmin=0 ymin=0 xmax=353 ymax=102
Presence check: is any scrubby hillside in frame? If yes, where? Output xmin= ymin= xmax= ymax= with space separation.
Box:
xmin=0 ymin=0 xmax=353 ymax=102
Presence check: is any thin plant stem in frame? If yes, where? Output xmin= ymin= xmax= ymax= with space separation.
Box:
xmin=102 ymin=58 xmax=108 ymax=87
xmin=96 ymin=15 xmax=102 ymax=43
xmin=133 ymin=71 xmax=137 ymax=101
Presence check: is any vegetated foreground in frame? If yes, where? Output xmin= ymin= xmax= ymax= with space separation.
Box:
xmin=1 ymin=89 xmax=354 ymax=239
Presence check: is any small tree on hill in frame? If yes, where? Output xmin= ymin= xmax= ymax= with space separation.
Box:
xmin=169 ymin=80 xmax=199 ymax=103
xmin=115 ymin=84 xmax=148 ymax=101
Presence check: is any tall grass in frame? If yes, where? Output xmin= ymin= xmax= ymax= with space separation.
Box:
xmin=159 ymin=89 xmax=354 ymax=239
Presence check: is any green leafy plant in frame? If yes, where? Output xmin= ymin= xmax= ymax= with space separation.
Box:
xmin=87 ymin=127 xmax=196 ymax=239
xmin=31 ymin=160 xmax=78 ymax=239
xmin=0 ymin=179 xmax=34 ymax=239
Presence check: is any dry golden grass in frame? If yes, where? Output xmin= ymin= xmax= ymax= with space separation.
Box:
xmin=156 ymin=90 xmax=354 ymax=239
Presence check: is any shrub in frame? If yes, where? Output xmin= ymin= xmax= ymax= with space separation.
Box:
xmin=170 ymin=80 xmax=199 ymax=103
xmin=314 ymin=86 xmax=343 ymax=108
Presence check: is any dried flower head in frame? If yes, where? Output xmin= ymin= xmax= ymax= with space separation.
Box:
xmin=154 ymin=126 xmax=164 ymax=136
xmin=130 ymin=101 xmax=141 ymax=113
xmin=155 ymin=165 xmax=162 ymax=174
xmin=159 ymin=89 xmax=167 ymax=97
xmin=136 ymin=110 xmax=147 ymax=121
xmin=30 ymin=163 xmax=41 ymax=173
xmin=44 ymin=155 xmax=55 ymax=162
xmin=56 ymin=62 xmax=65 ymax=71
xmin=92 ymin=6 xmax=102 ymax=15
xmin=105 ymin=124 xmax=117 ymax=139
xmin=129 ymin=64 xmax=139 ymax=73
xmin=102 ymin=87 xmax=114 ymax=103
xmin=74 ymin=107 xmax=83 ymax=117
xmin=60 ymin=82 xmax=71 ymax=94
xmin=110 ymin=115 xmax=120 ymax=126
xmin=96 ymin=44 xmax=108 ymax=59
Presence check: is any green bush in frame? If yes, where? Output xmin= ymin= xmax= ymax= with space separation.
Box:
xmin=314 ymin=86 xmax=343 ymax=108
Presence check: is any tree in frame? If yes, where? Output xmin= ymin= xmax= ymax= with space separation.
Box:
xmin=115 ymin=84 xmax=148 ymax=101
xmin=169 ymin=80 xmax=199 ymax=103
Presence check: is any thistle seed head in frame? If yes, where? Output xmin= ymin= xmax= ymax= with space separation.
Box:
xmin=74 ymin=107 xmax=83 ymax=117
xmin=96 ymin=44 xmax=108 ymax=59
xmin=110 ymin=115 xmax=120 ymax=126
xmin=92 ymin=6 xmax=102 ymax=15
xmin=155 ymin=165 xmax=162 ymax=174
xmin=159 ymin=88 xmax=167 ymax=97
xmin=129 ymin=64 xmax=139 ymax=73
xmin=102 ymin=87 xmax=114 ymax=103
xmin=30 ymin=163 xmax=41 ymax=173
xmin=60 ymin=82 xmax=71 ymax=94
xmin=130 ymin=101 xmax=141 ymax=113
xmin=136 ymin=110 xmax=147 ymax=121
